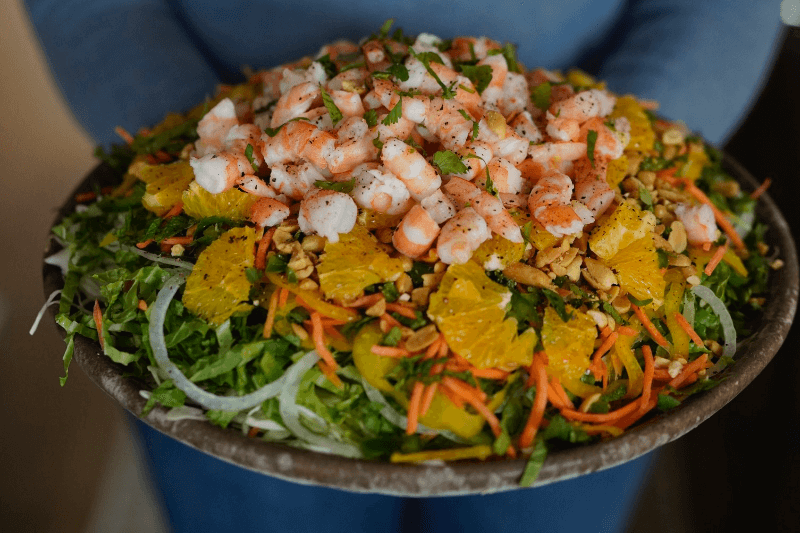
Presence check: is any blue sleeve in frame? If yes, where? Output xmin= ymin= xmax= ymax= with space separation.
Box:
xmin=592 ymin=0 xmax=785 ymax=145
xmin=22 ymin=0 xmax=221 ymax=147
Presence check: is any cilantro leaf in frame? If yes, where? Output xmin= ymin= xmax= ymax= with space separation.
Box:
xmin=363 ymin=109 xmax=378 ymax=127
xmin=378 ymin=18 xmax=394 ymax=38
xmin=586 ymin=129 xmax=598 ymax=167
xmin=459 ymin=64 xmax=493 ymax=95
xmin=382 ymin=99 xmax=403 ymax=125
xmin=432 ymin=150 xmax=468 ymax=175
xmin=314 ymin=178 xmax=355 ymax=193
xmin=263 ymin=116 xmax=310 ymax=137
xmin=245 ymin=143 xmax=259 ymax=172
xmin=530 ymin=82 xmax=552 ymax=111
xmin=388 ymin=63 xmax=410 ymax=82
xmin=320 ymin=86 xmax=344 ymax=124
xmin=541 ymin=288 xmax=572 ymax=322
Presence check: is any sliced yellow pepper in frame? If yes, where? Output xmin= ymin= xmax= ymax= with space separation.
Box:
xmin=390 ymin=445 xmax=493 ymax=463
xmin=687 ymin=247 xmax=748 ymax=278
xmin=267 ymin=272 xmax=359 ymax=322
xmin=612 ymin=321 xmax=644 ymax=398
xmin=663 ymin=272 xmax=690 ymax=359
xmin=352 ymin=324 xmax=399 ymax=393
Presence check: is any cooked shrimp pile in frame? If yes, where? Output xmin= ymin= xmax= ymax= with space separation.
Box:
xmin=188 ymin=33 xmax=632 ymax=259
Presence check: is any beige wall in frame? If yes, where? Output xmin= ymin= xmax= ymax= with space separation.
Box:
xmin=0 ymin=1 xmax=124 ymax=531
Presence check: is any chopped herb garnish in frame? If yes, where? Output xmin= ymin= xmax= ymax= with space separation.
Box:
xmin=320 ymin=86 xmax=344 ymax=124
xmin=459 ymin=64 xmax=493 ymax=95
xmin=432 ymin=150 xmax=468 ymax=175
xmin=314 ymin=178 xmax=355 ymax=193
xmin=263 ymin=116 xmax=310 ymax=137
xmin=382 ymin=99 xmax=403 ymax=125
xmin=244 ymin=143 xmax=259 ymax=172
xmin=363 ymin=109 xmax=378 ymax=128
xmin=530 ymin=82 xmax=552 ymax=111
xmin=586 ymin=129 xmax=598 ymax=167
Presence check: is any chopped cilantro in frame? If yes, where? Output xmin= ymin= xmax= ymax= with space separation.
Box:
xmin=263 ymin=116 xmax=310 ymax=137
xmin=244 ymin=143 xmax=259 ymax=172
xmin=316 ymin=54 xmax=338 ymax=78
xmin=381 ymin=326 xmax=403 ymax=347
xmin=320 ymin=86 xmax=344 ymax=124
xmin=314 ymin=178 xmax=355 ymax=193
xmin=459 ymin=64 xmax=493 ymax=95
xmin=382 ymin=99 xmax=403 ymax=125
xmin=363 ymin=109 xmax=378 ymax=127
xmin=433 ymin=150 xmax=468 ymax=175
xmin=530 ymin=82 xmax=552 ymax=111
xmin=381 ymin=282 xmax=400 ymax=303
xmin=586 ymin=129 xmax=598 ymax=167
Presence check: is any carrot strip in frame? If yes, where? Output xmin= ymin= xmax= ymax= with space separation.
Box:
xmin=93 ymin=300 xmax=105 ymax=350
xmin=631 ymin=304 xmax=669 ymax=349
xmin=704 ymin=241 xmax=729 ymax=276
xmin=750 ymin=177 xmax=771 ymax=199
xmin=247 ymin=426 xmax=260 ymax=438
xmin=440 ymin=376 xmax=488 ymax=403
xmin=323 ymin=325 xmax=345 ymax=341
xmin=592 ymin=332 xmax=618 ymax=367
xmin=424 ymin=335 xmax=443 ymax=359
xmin=380 ymin=312 xmax=403 ymax=329
xmin=560 ymin=397 xmax=643 ymax=424
xmin=441 ymin=378 xmax=500 ymax=437
xmin=638 ymin=345 xmax=655 ymax=415
xmin=136 ymin=239 xmax=154 ymax=249
xmin=551 ymin=377 xmax=572 ymax=408
xmin=254 ymin=228 xmax=276 ymax=271
xmin=371 ymin=345 xmax=411 ymax=357
xmin=160 ymin=236 xmax=193 ymax=246
xmin=137 ymin=299 xmax=148 ymax=311
xmin=406 ymin=382 xmax=425 ymax=435
xmin=701 ymin=242 xmax=712 ymax=252
xmin=310 ymin=312 xmax=338 ymax=369
xmin=653 ymin=369 xmax=673 ymax=381
xmin=616 ymin=326 xmax=637 ymax=337
xmin=385 ymin=303 xmax=417 ymax=319
xmin=278 ymin=288 xmax=289 ymax=308
xmin=440 ymin=384 xmax=466 ymax=409
xmin=263 ymin=291 xmax=279 ymax=339
xmin=468 ymin=367 xmax=510 ymax=380
xmin=318 ymin=360 xmax=343 ymax=388
xmin=519 ymin=355 xmax=548 ymax=449
xmin=345 ymin=293 xmax=384 ymax=308
xmin=114 ymin=126 xmax=134 ymax=145
xmin=656 ymin=167 xmax=678 ymax=179
xmin=668 ymin=354 xmax=708 ymax=389
xmin=546 ymin=382 xmax=570 ymax=410
xmin=599 ymin=325 xmax=613 ymax=339
xmin=438 ymin=337 xmax=449 ymax=358
xmin=673 ymin=312 xmax=704 ymax=346
xmin=74 ymin=191 xmax=97 ymax=203
xmin=162 ymin=201 xmax=183 ymax=220
xmin=420 ymin=383 xmax=438 ymax=417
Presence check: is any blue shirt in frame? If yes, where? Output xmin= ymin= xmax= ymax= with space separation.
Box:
xmin=24 ymin=0 xmax=784 ymax=147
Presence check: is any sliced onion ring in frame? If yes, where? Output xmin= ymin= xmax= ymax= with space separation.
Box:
xmin=149 ymin=276 xmax=286 ymax=411
xmin=691 ymin=285 xmax=737 ymax=373
xmin=278 ymin=350 xmax=363 ymax=458
xmin=126 ymin=246 xmax=194 ymax=270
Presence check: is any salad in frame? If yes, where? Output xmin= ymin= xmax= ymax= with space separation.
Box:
xmin=47 ymin=21 xmax=776 ymax=486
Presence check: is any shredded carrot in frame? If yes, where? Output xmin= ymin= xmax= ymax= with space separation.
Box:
xmin=616 ymin=326 xmax=637 ymax=337
xmin=278 ymin=288 xmax=289 ymax=308
xmin=93 ymin=300 xmax=105 ymax=350
xmin=345 ymin=293 xmax=384 ymax=308
xmin=519 ymin=355 xmax=548 ymax=449
xmin=468 ymin=367 xmax=510 ymax=380
xmin=254 ymin=228 xmax=276 ymax=271
xmin=438 ymin=337 xmax=449 ymax=358
xmin=318 ymin=360 xmax=343 ymax=388
xmin=114 ymin=126 xmax=134 ymax=145
xmin=323 ymin=325 xmax=345 ymax=341
xmin=551 ymin=377 xmax=572 ymax=407
xmin=303 ymin=317 xmax=348 ymax=328
xmin=599 ymin=325 xmax=613 ymax=339
xmin=750 ymin=177 xmax=771 ymax=199
xmin=653 ymin=369 xmax=673 ymax=381
xmin=263 ymin=291 xmax=279 ymax=339
xmin=420 ymin=383 xmax=438 ymax=416
xmin=74 ymin=191 xmax=97 ymax=203
xmin=656 ymin=166 xmax=678 ymax=179
xmin=385 ymin=303 xmax=417 ymax=319
xmin=701 ymin=242 xmax=712 ymax=252
xmin=668 ymin=354 xmax=708 ymax=389
xmin=440 ymin=375 xmax=487 ymax=403
xmin=440 ymin=384 xmax=466 ymax=409
xmin=310 ymin=312 xmax=338 ymax=369
xmin=162 ymin=201 xmax=184 ymax=220
xmin=592 ymin=332 xmax=618 ymax=367
xmin=631 ymin=304 xmax=669 ymax=349
xmin=136 ymin=239 xmax=154 ymax=249
xmin=424 ymin=335 xmax=443 ymax=359
xmin=371 ymin=345 xmax=411 ymax=357
xmin=160 ymin=236 xmax=193 ymax=246
xmin=247 ymin=426 xmax=260 ymax=438
xmin=137 ymin=299 xmax=148 ymax=311
xmin=674 ymin=312 xmax=704 ymax=346
xmin=546 ymin=382 xmax=570 ymax=410
xmin=704 ymin=241 xmax=729 ymax=276
xmin=406 ymin=382 xmax=425 ymax=435
xmin=441 ymin=377 xmax=500 ymax=437
xmin=561 ymin=397 xmax=643 ymax=424
xmin=638 ymin=345 xmax=655 ymax=415
xmin=380 ymin=313 xmax=403 ymax=330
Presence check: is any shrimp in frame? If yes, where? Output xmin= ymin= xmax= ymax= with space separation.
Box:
xmin=392 ymin=205 xmax=441 ymax=258
xmin=477 ymin=54 xmax=508 ymax=106
xmin=510 ymin=111 xmax=543 ymax=144
xmin=249 ymin=198 xmax=291 ymax=228
xmin=278 ymin=63 xmax=327 ymax=95
xmin=268 ymin=160 xmax=325 ymax=200
xmin=477 ymin=158 xmax=524 ymax=194
xmin=190 ymin=152 xmax=252 ymax=194
xmin=448 ymin=36 xmax=502 ymax=62
xmin=376 ymin=115 xmax=416 ymax=140
xmin=270 ymin=81 xmax=321 ymax=128
xmin=298 ymin=188 xmax=358 ymax=243
xmin=528 ymin=141 xmax=588 ymax=169
xmin=373 ymin=79 xmax=430 ymax=124
xmin=316 ymin=39 xmax=360 ymax=62
xmin=442 ymin=177 xmax=523 ymax=242
xmin=259 ymin=119 xmax=317 ymax=166
xmin=578 ymin=117 xmax=629 ymax=161
xmin=498 ymin=71 xmax=529 ymax=117
xmin=436 ymin=207 xmax=492 ymax=264
xmin=362 ymin=39 xmax=391 ymax=71
xmin=674 ymin=203 xmax=719 ymax=245
xmin=545 ymin=116 xmax=581 ymax=142
xmin=450 ymin=141 xmax=493 ymax=181
xmin=381 ymin=138 xmax=441 ymax=200
xmin=399 ymin=57 xmax=459 ymax=95
xmin=352 ymin=167 xmax=414 ymax=215
xmin=222 ymin=124 xmax=264 ymax=162
xmin=425 ymin=97 xmax=473 ymax=150
xmin=488 ymin=130 xmax=529 ymax=165
xmin=411 ymin=33 xmax=453 ymax=67
xmin=301 ymin=127 xmax=336 ymax=169
xmin=548 ymin=89 xmax=616 ymax=123
xmin=195 ymin=98 xmax=239 ymax=156
xmin=235 ymin=175 xmax=280 ymax=198
xmin=326 ymin=66 xmax=369 ymax=92
xmin=325 ymin=117 xmax=379 ymax=173
xmin=328 ymin=90 xmax=365 ymax=119
xmin=571 ymin=157 xmax=615 ymax=219
xmin=527 ymin=169 xmax=585 ymax=237
xmin=419 ymin=188 xmax=457 ymax=224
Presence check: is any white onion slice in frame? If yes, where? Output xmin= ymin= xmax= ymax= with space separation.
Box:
xmin=29 ymin=289 xmax=61 ymax=335
xmin=44 ymin=248 xmax=71 ymax=275
xmin=278 ymin=350 xmax=363 ymax=458
xmin=149 ymin=276 xmax=287 ymax=411
xmin=733 ymin=210 xmax=755 ymax=239
xmin=681 ymin=290 xmax=696 ymax=328
xmin=691 ymin=285 xmax=737 ymax=372
xmin=125 ymin=246 xmax=194 ymax=270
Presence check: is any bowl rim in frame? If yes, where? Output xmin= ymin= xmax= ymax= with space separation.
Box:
xmin=43 ymin=152 xmax=798 ymax=496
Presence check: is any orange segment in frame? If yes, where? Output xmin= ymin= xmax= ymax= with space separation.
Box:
xmin=540 ymin=306 xmax=600 ymax=399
